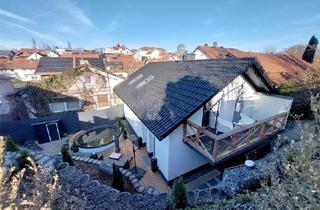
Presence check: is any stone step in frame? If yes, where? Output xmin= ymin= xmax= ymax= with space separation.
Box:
xmin=185 ymin=169 xmax=221 ymax=191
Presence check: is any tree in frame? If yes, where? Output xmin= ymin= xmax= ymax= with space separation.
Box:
xmin=31 ymin=38 xmax=36 ymax=49
xmin=61 ymin=146 xmax=74 ymax=166
xmin=263 ymin=46 xmax=277 ymax=54
xmin=177 ymin=44 xmax=187 ymax=57
xmin=283 ymin=44 xmax=306 ymax=58
xmin=171 ymin=176 xmax=187 ymax=209
xmin=67 ymin=41 xmax=72 ymax=50
xmin=111 ymin=164 xmax=124 ymax=191
xmin=302 ymin=35 xmax=319 ymax=63
xmin=4 ymin=136 xmax=18 ymax=152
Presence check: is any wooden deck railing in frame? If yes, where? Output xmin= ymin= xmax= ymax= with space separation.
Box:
xmin=183 ymin=112 xmax=288 ymax=162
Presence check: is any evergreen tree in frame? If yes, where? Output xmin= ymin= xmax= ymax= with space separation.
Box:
xmin=171 ymin=176 xmax=187 ymax=209
xmin=61 ymin=146 xmax=74 ymax=166
xmin=4 ymin=136 xmax=18 ymax=152
xmin=302 ymin=35 xmax=319 ymax=63
xmin=111 ymin=164 xmax=124 ymax=191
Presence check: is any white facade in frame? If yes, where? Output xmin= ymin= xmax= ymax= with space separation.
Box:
xmin=0 ymin=69 xmax=41 ymax=81
xmin=47 ymin=51 xmax=59 ymax=57
xmin=27 ymin=53 xmax=43 ymax=60
xmin=103 ymin=47 xmax=131 ymax=55
xmin=124 ymin=103 xmax=208 ymax=182
xmin=208 ymin=75 xmax=292 ymax=133
xmin=193 ymin=48 xmax=209 ymax=60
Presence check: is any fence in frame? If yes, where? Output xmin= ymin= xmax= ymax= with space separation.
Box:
xmin=0 ymin=105 xmax=124 ymax=144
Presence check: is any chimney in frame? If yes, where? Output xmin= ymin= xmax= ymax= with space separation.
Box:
xmin=72 ymin=57 xmax=76 ymax=68
xmin=204 ymin=43 xmax=208 ymax=47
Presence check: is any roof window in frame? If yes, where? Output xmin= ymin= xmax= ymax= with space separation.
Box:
xmin=128 ymin=74 xmax=143 ymax=85
xmin=136 ymin=75 xmax=154 ymax=89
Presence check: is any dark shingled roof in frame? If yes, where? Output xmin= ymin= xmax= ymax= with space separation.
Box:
xmin=114 ymin=58 xmax=270 ymax=140
xmin=36 ymin=57 xmax=105 ymax=73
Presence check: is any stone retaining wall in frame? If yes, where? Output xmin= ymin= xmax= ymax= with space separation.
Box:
xmin=71 ymin=155 xmax=161 ymax=195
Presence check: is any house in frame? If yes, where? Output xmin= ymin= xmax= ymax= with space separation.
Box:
xmin=60 ymin=50 xmax=100 ymax=58
xmin=35 ymin=57 xmax=106 ymax=79
xmin=103 ymin=44 xmax=131 ymax=55
xmin=0 ymin=59 xmax=40 ymax=81
xmin=105 ymin=54 xmax=143 ymax=73
xmin=27 ymin=52 xmax=43 ymax=60
xmin=46 ymin=51 xmax=59 ymax=57
xmin=7 ymin=64 xmax=124 ymax=120
xmin=193 ymin=44 xmax=310 ymax=86
xmin=114 ymin=58 xmax=292 ymax=183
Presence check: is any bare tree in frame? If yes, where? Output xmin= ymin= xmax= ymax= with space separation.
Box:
xmin=31 ymin=38 xmax=36 ymax=49
xmin=67 ymin=41 xmax=72 ymax=50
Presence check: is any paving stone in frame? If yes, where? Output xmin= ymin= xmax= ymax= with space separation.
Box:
xmin=146 ymin=187 xmax=155 ymax=194
xmin=137 ymin=186 xmax=145 ymax=193
xmin=129 ymin=174 xmax=136 ymax=180
xmin=131 ymin=178 xmax=139 ymax=185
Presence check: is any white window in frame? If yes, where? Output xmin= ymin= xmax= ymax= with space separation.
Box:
xmin=49 ymin=102 xmax=66 ymax=113
xmin=49 ymin=101 xmax=81 ymax=113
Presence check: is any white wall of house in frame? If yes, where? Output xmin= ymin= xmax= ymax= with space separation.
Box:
xmin=208 ymin=75 xmax=255 ymax=132
xmin=193 ymin=49 xmax=209 ymax=60
xmin=0 ymin=69 xmax=41 ymax=81
xmin=247 ymin=93 xmax=292 ymax=120
xmin=27 ymin=53 xmax=42 ymax=60
xmin=167 ymin=108 xmax=208 ymax=181
xmin=208 ymin=75 xmax=292 ymax=133
xmin=47 ymin=51 xmax=59 ymax=57
xmin=124 ymin=103 xmax=208 ymax=182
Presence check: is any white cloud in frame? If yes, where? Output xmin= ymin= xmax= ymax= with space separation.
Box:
xmin=203 ymin=18 xmax=215 ymax=24
xmin=0 ymin=8 xmax=35 ymax=24
xmin=57 ymin=24 xmax=75 ymax=33
xmin=0 ymin=20 xmax=64 ymax=46
xmin=65 ymin=0 xmax=94 ymax=27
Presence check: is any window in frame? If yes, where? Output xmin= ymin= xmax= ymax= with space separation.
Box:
xmin=67 ymin=101 xmax=81 ymax=110
xmin=49 ymin=102 xmax=65 ymax=113
xmin=49 ymin=101 xmax=81 ymax=113
xmin=128 ymin=74 xmax=143 ymax=85
xmin=97 ymin=94 xmax=109 ymax=108
xmin=136 ymin=75 xmax=154 ymax=89
xmin=84 ymin=75 xmax=91 ymax=83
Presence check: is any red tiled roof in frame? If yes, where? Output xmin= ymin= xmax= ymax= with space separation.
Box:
xmin=196 ymin=45 xmax=311 ymax=85
xmin=0 ymin=59 xmax=39 ymax=70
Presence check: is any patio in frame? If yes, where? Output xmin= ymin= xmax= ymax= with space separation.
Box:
xmin=103 ymin=136 xmax=171 ymax=193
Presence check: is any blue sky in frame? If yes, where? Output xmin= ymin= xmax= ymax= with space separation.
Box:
xmin=0 ymin=0 xmax=319 ymax=52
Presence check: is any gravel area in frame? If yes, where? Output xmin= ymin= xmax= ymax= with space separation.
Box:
xmin=73 ymin=160 xmax=137 ymax=193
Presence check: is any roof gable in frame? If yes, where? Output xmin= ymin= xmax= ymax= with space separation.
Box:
xmin=114 ymin=58 xmax=268 ymax=140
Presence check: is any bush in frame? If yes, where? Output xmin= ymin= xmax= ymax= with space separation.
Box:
xmin=171 ymin=176 xmax=187 ymax=209
xmin=111 ymin=164 xmax=124 ymax=192
xmin=17 ymin=150 xmax=32 ymax=170
xmin=4 ymin=136 xmax=18 ymax=152
xmin=118 ymin=120 xmax=128 ymax=139
xmin=61 ymin=146 xmax=73 ymax=166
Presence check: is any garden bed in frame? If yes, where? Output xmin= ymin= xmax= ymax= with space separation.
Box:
xmin=73 ymin=160 xmax=137 ymax=193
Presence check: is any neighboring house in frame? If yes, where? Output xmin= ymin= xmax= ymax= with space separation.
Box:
xmin=7 ymin=64 xmax=124 ymax=120
xmin=193 ymin=44 xmax=310 ymax=86
xmin=27 ymin=52 xmax=43 ymax=60
xmin=105 ymin=54 xmax=143 ymax=73
xmin=103 ymin=44 xmax=131 ymax=55
xmin=0 ymin=59 xmax=40 ymax=81
xmin=60 ymin=50 xmax=100 ymax=58
xmin=35 ymin=57 xmax=106 ymax=79
xmin=114 ymin=58 xmax=292 ymax=183
xmin=46 ymin=51 xmax=59 ymax=57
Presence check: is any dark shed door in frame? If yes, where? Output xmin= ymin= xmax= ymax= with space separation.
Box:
xmin=46 ymin=123 xmax=61 ymax=141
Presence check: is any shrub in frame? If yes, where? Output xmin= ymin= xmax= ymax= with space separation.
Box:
xmin=17 ymin=150 xmax=32 ymax=170
xmin=118 ymin=120 xmax=128 ymax=139
xmin=171 ymin=176 xmax=187 ymax=209
xmin=111 ymin=164 xmax=124 ymax=192
xmin=61 ymin=146 xmax=73 ymax=166
xmin=4 ymin=136 xmax=18 ymax=152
